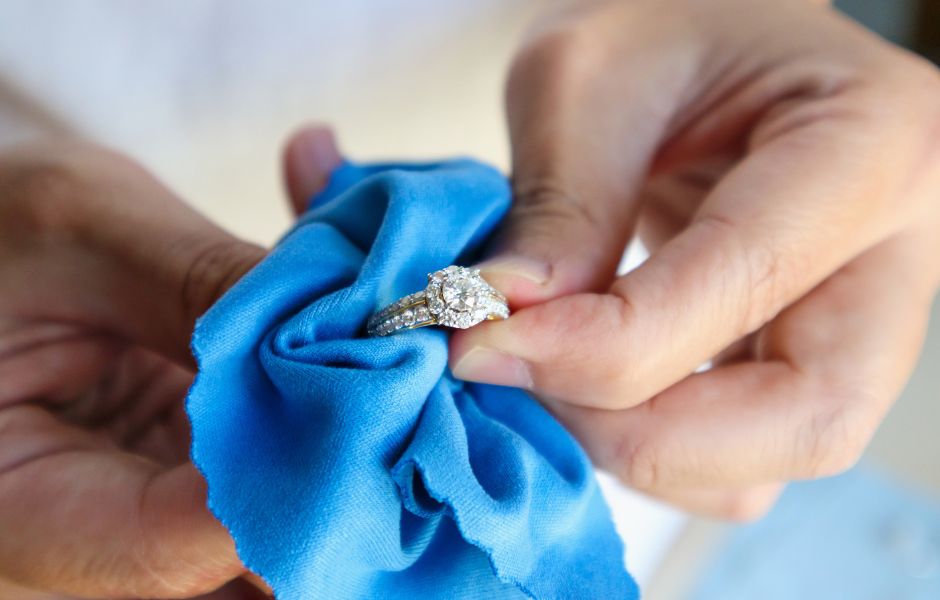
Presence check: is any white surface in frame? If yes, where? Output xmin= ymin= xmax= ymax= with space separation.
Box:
xmin=597 ymin=471 xmax=688 ymax=587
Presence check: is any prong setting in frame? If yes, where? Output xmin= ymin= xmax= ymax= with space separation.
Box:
xmin=367 ymin=265 xmax=509 ymax=336
xmin=425 ymin=266 xmax=506 ymax=329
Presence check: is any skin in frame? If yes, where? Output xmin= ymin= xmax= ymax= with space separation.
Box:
xmin=450 ymin=0 xmax=940 ymax=519
xmin=0 ymin=132 xmax=339 ymax=599
xmin=0 ymin=0 xmax=937 ymax=597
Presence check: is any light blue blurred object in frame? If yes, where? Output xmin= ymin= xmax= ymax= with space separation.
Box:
xmin=185 ymin=160 xmax=637 ymax=599
xmin=689 ymin=467 xmax=940 ymax=600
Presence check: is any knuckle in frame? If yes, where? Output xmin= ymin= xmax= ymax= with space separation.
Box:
xmin=0 ymin=141 xmax=140 ymax=239
xmin=617 ymin=434 xmax=660 ymax=490
xmin=509 ymin=20 xmax=602 ymax=91
xmin=0 ymin=155 xmax=86 ymax=236
xmin=528 ymin=293 xmax=641 ymax=408
xmin=740 ymin=239 xmax=797 ymax=334
xmin=504 ymin=176 xmax=618 ymax=272
xmin=695 ymin=214 xmax=796 ymax=336
xmin=796 ymin=394 xmax=869 ymax=479
xmin=180 ymin=238 xmax=262 ymax=327
xmin=509 ymin=176 xmax=603 ymax=234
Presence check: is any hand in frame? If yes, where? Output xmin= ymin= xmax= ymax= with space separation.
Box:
xmin=450 ymin=0 xmax=940 ymax=519
xmin=0 ymin=128 xmax=339 ymax=599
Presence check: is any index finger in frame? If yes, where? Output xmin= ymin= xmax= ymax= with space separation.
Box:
xmin=452 ymin=71 xmax=934 ymax=408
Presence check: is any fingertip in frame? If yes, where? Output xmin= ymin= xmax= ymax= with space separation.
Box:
xmin=449 ymin=257 xmax=546 ymax=382
xmin=450 ymin=342 xmax=534 ymax=389
xmin=475 ymin=243 xmax=616 ymax=309
xmin=721 ymin=483 xmax=784 ymax=522
xmin=452 ymin=292 xmax=633 ymax=406
xmin=283 ymin=124 xmax=342 ymax=216
xmin=641 ymin=483 xmax=784 ymax=522
xmin=476 ymin=255 xmax=553 ymax=308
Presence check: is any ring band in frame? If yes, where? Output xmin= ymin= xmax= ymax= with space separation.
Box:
xmin=367 ymin=266 xmax=509 ymax=337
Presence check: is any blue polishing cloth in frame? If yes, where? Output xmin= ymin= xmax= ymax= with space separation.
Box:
xmin=185 ymin=159 xmax=638 ymax=599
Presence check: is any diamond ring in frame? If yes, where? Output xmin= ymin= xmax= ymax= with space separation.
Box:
xmin=367 ymin=266 xmax=509 ymax=337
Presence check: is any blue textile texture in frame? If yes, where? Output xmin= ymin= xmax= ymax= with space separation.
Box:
xmin=185 ymin=159 xmax=637 ymax=599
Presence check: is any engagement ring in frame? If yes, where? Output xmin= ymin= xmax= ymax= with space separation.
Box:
xmin=367 ymin=266 xmax=509 ymax=336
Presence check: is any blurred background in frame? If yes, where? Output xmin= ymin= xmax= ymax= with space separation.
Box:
xmin=0 ymin=1 xmax=937 ymax=598
xmin=649 ymin=2 xmax=940 ymax=598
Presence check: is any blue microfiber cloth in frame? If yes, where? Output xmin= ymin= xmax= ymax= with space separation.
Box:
xmin=185 ymin=159 xmax=637 ymax=599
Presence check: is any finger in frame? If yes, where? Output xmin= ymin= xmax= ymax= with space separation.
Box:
xmin=0 ymin=576 xmax=270 ymax=600
xmin=453 ymin=77 xmax=931 ymax=407
xmin=634 ymin=158 xmax=731 ymax=252
xmin=0 ymin=142 xmax=266 ymax=365
xmin=644 ymin=482 xmax=784 ymax=522
xmin=241 ymin=573 xmax=273 ymax=597
xmin=193 ymin=578 xmax=272 ymax=600
xmin=0 ymin=406 xmax=242 ymax=598
xmin=548 ymin=234 xmax=936 ymax=489
xmin=0 ymin=326 xmax=121 ymax=408
xmin=711 ymin=333 xmax=757 ymax=367
xmin=282 ymin=124 xmax=342 ymax=216
xmin=477 ymin=5 xmax=686 ymax=304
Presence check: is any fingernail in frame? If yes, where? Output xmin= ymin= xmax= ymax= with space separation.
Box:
xmin=475 ymin=255 xmax=551 ymax=286
xmin=452 ymin=346 xmax=534 ymax=389
xmin=294 ymin=127 xmax=342 ymax=180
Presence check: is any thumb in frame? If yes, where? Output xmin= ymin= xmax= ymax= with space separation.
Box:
xmin=451 ymin=21 xmax=680 ymax=381
xmin=89 ymin=164 xmax=266 ymax=365
xmin=476 ymin=23 xmax=673 ymax=306
xmin=282 ymin=124 xmax=343 ymax=216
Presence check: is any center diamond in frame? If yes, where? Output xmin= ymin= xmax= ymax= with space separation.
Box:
xmin=425 ymin=266 xmax=494 ymax=329
xmin=442 ymin=274 xmax=484 ymax=312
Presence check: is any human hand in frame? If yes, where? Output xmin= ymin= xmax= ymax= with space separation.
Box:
xmin=0 ymin=128 xmax=339 ymax=599
xmin=450 ymin=0 xmax=940 ymax=519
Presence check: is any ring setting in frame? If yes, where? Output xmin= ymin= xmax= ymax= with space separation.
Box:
xmin=367 ymin=266 xmax=509 ymax=337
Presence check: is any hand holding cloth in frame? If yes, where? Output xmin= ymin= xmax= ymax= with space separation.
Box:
xmin=185 ymin=160 xmax=637 ymax=599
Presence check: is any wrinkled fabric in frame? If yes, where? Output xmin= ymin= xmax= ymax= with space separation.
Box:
xmin=186 ymin=159 xmax=638 ymax=599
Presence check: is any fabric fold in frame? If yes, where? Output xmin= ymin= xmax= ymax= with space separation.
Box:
xmin=186 ymin=159 xmax=638 ymax=599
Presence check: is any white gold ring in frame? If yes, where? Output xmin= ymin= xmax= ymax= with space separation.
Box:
xmin=367 ymin=266 xmax=509 ymax=337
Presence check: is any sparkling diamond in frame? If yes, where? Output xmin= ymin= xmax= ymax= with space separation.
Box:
xmin=442 ymin=276 xmax=483 ymax=311
xmin=425 ymin=266 xmax=498 ymax=329
xmin=414 ymin=305 xmax=430 ymax=322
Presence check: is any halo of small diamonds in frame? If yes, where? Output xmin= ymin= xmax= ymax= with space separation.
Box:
xmin=366 ymin=265 xmax=508 ymax=336
xmin=426 ymin=266 xmax=503 ymax=329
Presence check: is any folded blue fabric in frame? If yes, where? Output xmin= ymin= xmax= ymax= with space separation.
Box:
xmin=186 ymin=159 xmax=637 ymax=599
